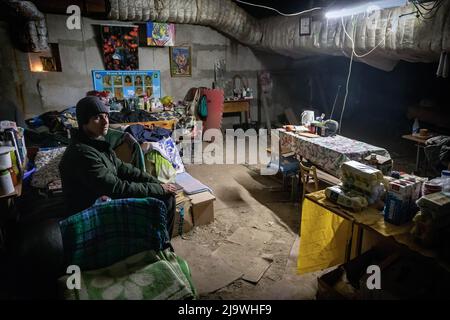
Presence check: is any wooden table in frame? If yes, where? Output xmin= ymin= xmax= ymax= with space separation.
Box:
xmin=223 ymin=99 xmax=251 ymax=125
xmin=402 ymin=134 xmax=430 ymax=173
xmin=279 ymin=129 xmax=392 ymax=178
xmin=297 ymin=190 xmax=448 ymax=275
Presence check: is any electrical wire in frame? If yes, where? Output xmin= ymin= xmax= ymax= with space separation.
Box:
xmin=410 ymin=0 xmax=444 ymax=20
xmin=341 ymin=16 xmax=390 ymax=58
xmin=339 ymin=50 xmax=354 ymax=134
xmin=338 ymin=15 xmax=388 ymax=133
xmin=330 ymin=85 xmax=342 ymax=120
xmin=337 ymin=0 xmax=443 ymax=133
xmin=234 ymin=0 xmax=322 ymax=17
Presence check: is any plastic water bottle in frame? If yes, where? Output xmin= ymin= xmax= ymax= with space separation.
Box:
xmin=442 ymin=170 xmax=450 ymax=196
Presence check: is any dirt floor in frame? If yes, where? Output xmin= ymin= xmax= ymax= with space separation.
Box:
xmin=171 ymin=140 xmax=418 ymax=300
xmin=172 ymin=163 xmax=328 ymax=300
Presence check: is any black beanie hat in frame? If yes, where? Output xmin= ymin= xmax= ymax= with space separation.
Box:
xmin=76 ymin=96 xmax=109 ymax=127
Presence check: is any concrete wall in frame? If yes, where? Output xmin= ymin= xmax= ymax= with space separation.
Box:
xmin=0 ymin=14 xmax=269 ymax=125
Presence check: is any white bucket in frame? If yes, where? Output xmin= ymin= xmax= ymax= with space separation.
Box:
xmin=0 ymin=146 xmax=14 ymax=171
xmin=0 ymin=170 xmax=15 ymax=196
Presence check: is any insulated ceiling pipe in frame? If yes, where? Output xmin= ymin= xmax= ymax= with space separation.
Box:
xmin=108 ymin=0 xmax=263 ymax=45
xmin=107 ymin=0 xmax=450 ymax=71
xmin=2 ymin=0 xmax=49 ymax=52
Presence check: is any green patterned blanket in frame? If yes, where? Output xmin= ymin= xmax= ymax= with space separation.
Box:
xmin=59 ymin=249 xmax=197 ymax=300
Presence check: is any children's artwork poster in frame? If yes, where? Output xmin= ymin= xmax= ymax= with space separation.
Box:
xmin=92 ymin=70 xmax=161 ymax=100
xmin=146 ymin=22 xmax=175 ymax=46
xmin=101 ymin=25 xmax=139 ymax=70
xmin=169 ymin=46 xmax=192 ymax=77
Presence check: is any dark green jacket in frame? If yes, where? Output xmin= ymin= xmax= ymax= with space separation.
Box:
xmin=59 ymin=129 xmax=164 ymax=215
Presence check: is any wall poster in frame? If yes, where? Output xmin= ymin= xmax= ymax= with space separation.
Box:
xmin=92 ymin=70 xmax=161 ymax=100
xmin=101 ymin=25 xmax=139 ymax=70
xmin=169 ymin=46 xmax=192 ymax=77
xmin=146 ymin=22 xmax=175 ymax=46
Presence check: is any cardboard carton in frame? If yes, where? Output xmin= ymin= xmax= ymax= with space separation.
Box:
xmin=189 ymin=191 xmax=216 ymax=226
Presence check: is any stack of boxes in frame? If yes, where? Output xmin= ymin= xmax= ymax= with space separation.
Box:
xmin=384 ymin=174 xmax=426 ymax=225
xmin=412 ymin=192 xmax=450 ymax=248
xmin=325 ymin=161 xmax=386 ymax=211
xmin=340 ymin=161 xmax=386 ymax=205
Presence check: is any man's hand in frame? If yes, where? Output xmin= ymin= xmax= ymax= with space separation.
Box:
xmin=161 ymin=183 xmax=178 ymax=194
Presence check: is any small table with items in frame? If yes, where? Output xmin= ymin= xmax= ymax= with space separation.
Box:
xmin=401 ymin=134 xmax=430 ymax=173
xmin=278 ymin=129 xmax=392 ymax=178
xmin=297 ymin=190 xmax=444 ymax=275
xmin=223 ymin=99 xmax=251 ymax=125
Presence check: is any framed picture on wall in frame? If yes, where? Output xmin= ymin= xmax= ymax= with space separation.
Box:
xmin=147 ymin=22 xmax=175 ymax=46
xmin=299 ymin=16 xmax=311 ymax=36
xmin=169 ymin=46 xmax=192 ymax=77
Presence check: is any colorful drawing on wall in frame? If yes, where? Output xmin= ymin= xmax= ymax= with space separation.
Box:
xmin=101 ymin=25 xmax=139 ymax=70
xmin=92 ymin=70 xmax=161 ymax=100
xmin=169 ymin=46 xmax=192 ymax=77
xmin=146 ymin=22 xmax=175 ymax=46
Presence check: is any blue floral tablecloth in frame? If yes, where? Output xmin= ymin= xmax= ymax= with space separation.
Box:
xmin=278 ymin=129 xmax=391 ymax=177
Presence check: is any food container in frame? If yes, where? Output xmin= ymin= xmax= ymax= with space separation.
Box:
xmin=0 ymin=146 xmax=14 ymax=170
xmin=0 ymin=169 xmax=15 ymax=196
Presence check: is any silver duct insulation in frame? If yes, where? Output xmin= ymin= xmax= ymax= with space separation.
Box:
xmin=3 ymin=0 xmax=49 ymax=52
xmin=108 ymin=0 xmax=450 ymax=71
xmin=108 ymin=0 xmax=263 ymax=45
xmin=259 ymin=1 xmax=450 ymax=70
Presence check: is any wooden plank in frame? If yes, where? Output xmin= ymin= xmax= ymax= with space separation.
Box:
xmin=111 ymin=119 xmax=177 ymax=130
xmin=316 ymin=170 xmax=341 ymax=186
xmin=401 ymin=134 xmax=428 ymax=144
xmin=298 ymin=132 xmax=320 ymax=138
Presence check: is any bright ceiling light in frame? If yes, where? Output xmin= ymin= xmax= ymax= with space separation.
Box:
xmin=325 ymin=0 xmax=408 ymax=19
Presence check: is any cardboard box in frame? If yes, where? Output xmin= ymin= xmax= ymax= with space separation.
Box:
xmin=189 ymin=191 xmax=216 ymax=226
xmin=172 ymin=199 xmax=193 ymax=238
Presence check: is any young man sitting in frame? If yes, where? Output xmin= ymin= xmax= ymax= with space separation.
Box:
xmin=59 ymin=96 xmax=178 ymax=236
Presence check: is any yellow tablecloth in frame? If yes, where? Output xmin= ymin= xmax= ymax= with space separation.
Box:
xmin=297 ymin=190 xmax=437 ymax=275
xmin=297 ymin=198 xmax=353 ymax=274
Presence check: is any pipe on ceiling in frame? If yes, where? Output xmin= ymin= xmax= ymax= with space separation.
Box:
xmin=107 ymin=0 xmax=450 ymax=71
xmin=2 ymin=0 xmax=49 ymax=52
